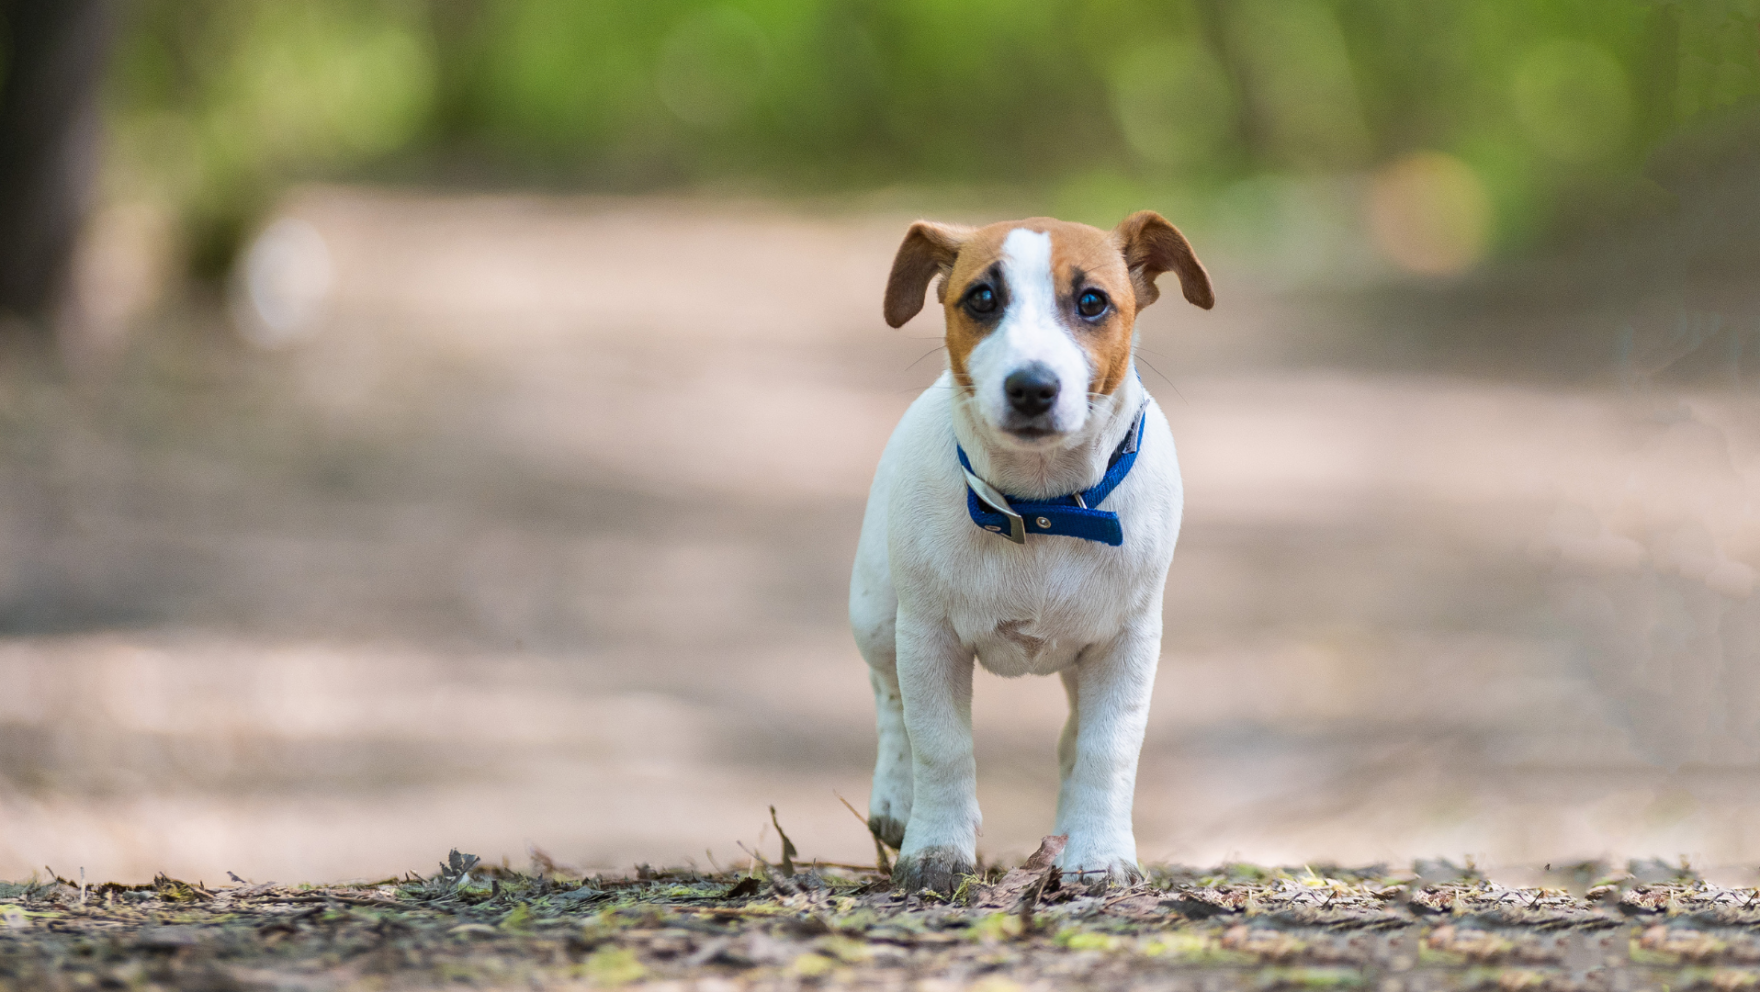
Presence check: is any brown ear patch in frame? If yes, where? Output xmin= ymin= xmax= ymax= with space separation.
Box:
xmin=883 ymin=221 xmax=970 ymax=328
xmin=1112 ymin=210 xmax=1213 ymax=311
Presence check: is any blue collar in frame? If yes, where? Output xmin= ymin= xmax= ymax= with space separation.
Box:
xmin=956 ymin=409 xmax=1146 ymax=547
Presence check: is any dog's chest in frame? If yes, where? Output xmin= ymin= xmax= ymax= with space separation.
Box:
xmin=948 ymin=554 xmax=1140 ymax=677
xmin=969 ymin=618 xmax=1082 ymax=677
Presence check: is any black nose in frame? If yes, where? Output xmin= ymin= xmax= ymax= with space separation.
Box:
xmin=1004 ymin=364 xmax=1060 ymax=417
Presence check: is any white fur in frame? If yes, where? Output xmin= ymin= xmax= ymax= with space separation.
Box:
xmin=963 ymin=230 xmax=1096 ymax=440
xmin=851 ymin=231 xmax=1183 ymax=884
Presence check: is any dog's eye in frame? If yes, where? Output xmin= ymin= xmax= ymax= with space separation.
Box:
xmin=964 ymin=284 xmax=997 ymax=315
xmin=1077 ymin=289 xmax=1109 ymax=319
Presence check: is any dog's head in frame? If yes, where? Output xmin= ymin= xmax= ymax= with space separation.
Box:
xmin=884 ymin=212 xmax=1211 ymax=448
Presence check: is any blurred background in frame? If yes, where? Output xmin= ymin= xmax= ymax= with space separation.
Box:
xmin=2 ymin=0 xmax=1759 ymax=884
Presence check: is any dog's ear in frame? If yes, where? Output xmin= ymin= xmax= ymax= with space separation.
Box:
xmin=884 ymin=221 xmax=969 ymax=328
xmin=1112 ymin=210 xmax=1213 ymax=311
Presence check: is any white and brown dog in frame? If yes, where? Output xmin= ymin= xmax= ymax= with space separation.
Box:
xmin=850 ymin=212 xmax=1213 ymax=892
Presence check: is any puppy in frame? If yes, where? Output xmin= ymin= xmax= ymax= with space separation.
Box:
xmin=849 ymin=212 xmax=1213 ymax=892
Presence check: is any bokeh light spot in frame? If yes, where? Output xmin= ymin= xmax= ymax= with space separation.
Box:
xmin=234 ymin=217 xmax=333 ymax=349
xmin=1368 ymin=151 xmax=1492 ymax=276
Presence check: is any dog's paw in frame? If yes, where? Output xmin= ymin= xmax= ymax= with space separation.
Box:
xmin=868 ymin=814 xmax=906 ymax=851
xmin=892 ymin=846 xmax=975 ymax=895
xmin=867 ymin=785 xmax=911 ymax=849
xmin=1058 ymin=850 xmax=1143 ymax=892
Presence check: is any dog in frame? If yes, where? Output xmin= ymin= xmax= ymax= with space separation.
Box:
xmin=849 ymin=211 xmax=1213 ymax=892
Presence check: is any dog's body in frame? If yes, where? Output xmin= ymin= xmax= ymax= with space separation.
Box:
xmin=850 ymin=214 xmax=1213 ymax=892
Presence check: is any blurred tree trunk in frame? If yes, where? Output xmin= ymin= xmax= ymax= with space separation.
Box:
xmin=0 ymin=0 xmax=111 ymax=329
xmin=1190 ymin=0 xmax=1269 ymax=165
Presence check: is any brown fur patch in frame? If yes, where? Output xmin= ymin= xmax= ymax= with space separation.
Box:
xmin=936 ymin=234 xmax=1005 ymax=391
xmin=882 ymin=221 xmax=969 ymax=329
xmin=1043 ymin=218 xmax=1138 ymax=397
xmin=1112 ymin=210 xmax=1213 ymax=310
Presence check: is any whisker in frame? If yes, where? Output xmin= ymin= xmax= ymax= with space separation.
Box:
xmin=903 ymin=344 xmax=946 ymax=372
xmin=1133 ymin=355 xmax=1185 ymax=404
xmin=911 ymin=381 xmax=967 ymax=396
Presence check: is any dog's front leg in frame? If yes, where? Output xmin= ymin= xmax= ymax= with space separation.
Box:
xmin=892 ymin=609 xmax=978 ymax=893
xmin=1054 ymin=618 xmax=1160 ymax=888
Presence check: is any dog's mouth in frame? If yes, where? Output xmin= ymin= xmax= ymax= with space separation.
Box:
xmin=994 ymin=416 xmax=1076 ymax=447
xmin=992 ymin=405 xmax=1079 ymax=445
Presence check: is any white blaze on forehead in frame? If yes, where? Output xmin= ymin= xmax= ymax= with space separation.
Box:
xmin=1001 ymin=228 xmax=1057 ymax=322
xmin=963 ymin=228 xmax=1093 ymax=437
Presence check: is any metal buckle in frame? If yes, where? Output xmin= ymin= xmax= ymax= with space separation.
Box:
xmin=961 ymin=467 xmax=1026 ymax=544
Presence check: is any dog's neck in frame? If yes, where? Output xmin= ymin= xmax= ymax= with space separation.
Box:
xmin=953 ymin=368 xmax=1145 ymax=500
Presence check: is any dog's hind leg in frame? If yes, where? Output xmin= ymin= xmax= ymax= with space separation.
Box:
xmin=851 ymin=504 xmax=909 ymax=850
xmin=1056 ymin=667 xmax=1080 ymax=790
xmin=864 ymin=665 xmax=911 ymax=849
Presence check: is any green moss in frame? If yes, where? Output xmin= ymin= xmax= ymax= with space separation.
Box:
xmin=1056 ymin=929 xmax=1122 ymax=952
xmin=582 ymin=947 xmax=646 ymax=987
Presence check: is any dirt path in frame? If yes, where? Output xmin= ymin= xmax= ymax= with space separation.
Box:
xmin=1 ymin=191 xmax=1757 ymax=884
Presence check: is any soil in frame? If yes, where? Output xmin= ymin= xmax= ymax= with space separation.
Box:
xmin=2 ymin=846 xmax=1753 ymax=991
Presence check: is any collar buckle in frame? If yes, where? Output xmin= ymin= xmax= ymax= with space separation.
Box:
xmin=960 ymin=467 xmax=1027 ymax=544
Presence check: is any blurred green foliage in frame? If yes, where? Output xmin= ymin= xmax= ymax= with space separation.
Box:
xmin=103 ymin=0 xmax=1760 ymax=276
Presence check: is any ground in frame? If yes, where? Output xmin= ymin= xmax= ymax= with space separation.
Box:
xmin=3 ymin=840 xmax=1756 ymax=992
